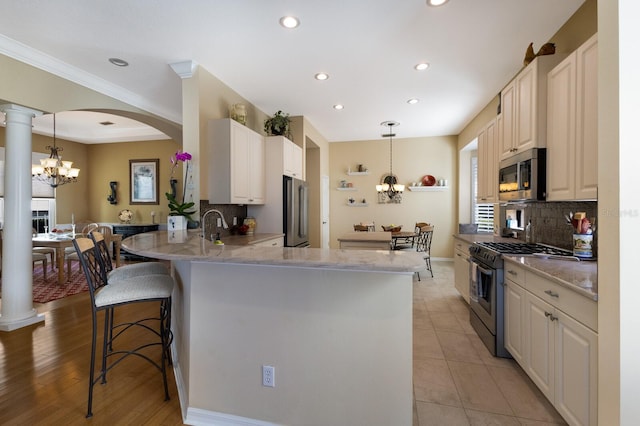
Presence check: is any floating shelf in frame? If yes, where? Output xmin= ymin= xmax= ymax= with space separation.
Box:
xmin=336 ymin=187 xmax=357 ymax=191
xmin=346 ymin=202 xmax=369 ymax=207
xmin=408 ymin=186 xmax=448 ymax=192
xmin=347 ymin=171 xmax=370 ymax=176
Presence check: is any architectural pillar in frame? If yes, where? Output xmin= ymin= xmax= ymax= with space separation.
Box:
xmin=0 ymin=104 xmax=44 ymax=331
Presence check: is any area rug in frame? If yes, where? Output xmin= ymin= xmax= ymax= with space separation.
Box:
xmin=0 ymin=265 xmax=89 ymax=304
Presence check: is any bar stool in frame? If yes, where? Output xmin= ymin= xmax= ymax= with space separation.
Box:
xmin=72 ymin=237 xmax=174 ymax=418
xmin=89 ymin=231 xmax=169 ymax=281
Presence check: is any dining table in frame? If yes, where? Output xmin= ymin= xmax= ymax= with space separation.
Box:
xmin=32 ymin=232 xmax=122 ymax=285
xmin=390 ymin=231 xmax=418 ymax=250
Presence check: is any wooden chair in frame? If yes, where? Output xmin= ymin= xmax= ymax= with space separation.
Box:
xmin=32 ymin=228 xmax=56 ymax=271
xmin=72 ymin=237 xmax=174 ymax=418
xmin=65 ymin=222 xmax=100 ymax=276
xmin=415 ymin=225 xmax=434 ymax=281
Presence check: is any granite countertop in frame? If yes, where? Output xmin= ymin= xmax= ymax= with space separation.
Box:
xmin=215 ymin=233 xmax=284 ymax=246
xmin=122 ymin=231 xmax=425 ymax=273
xmin=453 ymin=233 xmax=598 ymax=301
xmin=503 ymin=255 xmax=598 ymax=301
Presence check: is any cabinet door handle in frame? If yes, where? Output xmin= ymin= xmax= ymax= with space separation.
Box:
xmin=507 ymin=269 xmax=518 ymax=276
xmin=544 ymin=290 xmax=559 ymax=298
xmin=544 ymin=311 xmax=557 ymax=321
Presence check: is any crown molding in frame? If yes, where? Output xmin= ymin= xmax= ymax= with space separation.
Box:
xmin=170 ymin=60 xmax=197 ymax=79
xmin=0 ymin=34 xmax=182 ymax=124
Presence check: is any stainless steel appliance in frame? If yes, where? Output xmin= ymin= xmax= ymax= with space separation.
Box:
xmin=498 ymin=148 xmax=546 ymax=201
xmin=469 ymin=241 xmax=574 ymax=358
xmin=283 ymin=176 xmax=309 ymax=247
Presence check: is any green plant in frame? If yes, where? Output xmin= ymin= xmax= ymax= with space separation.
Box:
xmin=264 ymin=110 xmax=291 ymax=138
xmin=165 ymin=192 xmax=196 ymax=221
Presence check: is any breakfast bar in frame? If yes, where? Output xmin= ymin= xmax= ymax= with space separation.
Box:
xmin=123 ymin=230 xmax=424 ymax=425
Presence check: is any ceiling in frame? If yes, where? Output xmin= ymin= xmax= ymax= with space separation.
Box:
xmin=0 ymin=0 xmax=585 ymax=143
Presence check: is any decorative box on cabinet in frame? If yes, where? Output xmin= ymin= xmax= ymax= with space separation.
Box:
xmin=503 ymin=259 xmax=597 ymax=426
xmin=112 ymin=223 xmax=159 ymax=260
xmin=546 ymin=33 xmax=598 ymax=201
xmin=499 ymin=54 xmax=566 ymax=162
xmin=208 ymin=118 xmax=265 ymax=205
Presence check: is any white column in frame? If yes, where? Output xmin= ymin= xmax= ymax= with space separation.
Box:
xmin=0 ymin=104 xmax=44 ymax=331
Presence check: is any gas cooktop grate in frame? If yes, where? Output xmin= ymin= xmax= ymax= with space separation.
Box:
xmin=475 ymin=242 xmax=573 ymax=256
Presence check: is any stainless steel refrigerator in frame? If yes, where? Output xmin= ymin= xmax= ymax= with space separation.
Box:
xmin=283 ymin=176 xmax=309 ymax=247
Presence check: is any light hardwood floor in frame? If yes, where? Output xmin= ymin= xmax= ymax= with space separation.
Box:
xmin=0 ymin=261 xmax=566 ymax=425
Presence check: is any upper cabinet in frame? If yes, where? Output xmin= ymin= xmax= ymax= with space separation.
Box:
xmin=208 ymin=118 xmax=265 ymax=205
xmin=499 ymin=55 xmax=565 ymax=162
xmin=546 ymin=33 xmax=598 ymax=201
xmin=477 ymin=117 xmax=498 ymax=203
xmin=267 ymin=136 xmax=303 ymax=179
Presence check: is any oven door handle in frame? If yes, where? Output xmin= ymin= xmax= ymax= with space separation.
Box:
xmin=474 ymin=263 xmax=494 ymax=277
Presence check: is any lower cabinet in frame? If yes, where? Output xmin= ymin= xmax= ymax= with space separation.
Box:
xmin=253 ymin=236 xmax=284 ymax=247
xmin=453 ymin=238 xmax=471 ymax=303
xmin=504 ymin=260 xmax=597 ymax=426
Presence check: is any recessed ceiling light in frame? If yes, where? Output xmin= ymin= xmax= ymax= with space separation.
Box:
xmin=407 ymin=98 xmax=420 ymax=105
xmin=279 ymin=16 xmax=300 ymax=29
xmin=315 ymin=72 xmax=329 ymax=81
xmin=109 ymin=57 xmax=129 ymax=67
xmin=427 ymin=0 xmax=449 ymax=6
xmin=333 ymin=104 xmax=344 ymax=110
xmin=414 ymin=62 xmax=430 ymax=71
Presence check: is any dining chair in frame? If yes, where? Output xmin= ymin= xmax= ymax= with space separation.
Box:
xmin=65 ymin=222 xmax=100 ymax=276
xmin=415 ymin=225 xmax=434 ymax=281
xmin=72 ymin=237 xmax=174 ymax=418
xmin=32 ymin=228 xmax=56 ymax=271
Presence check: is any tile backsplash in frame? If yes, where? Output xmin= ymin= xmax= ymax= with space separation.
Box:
xmin=500 ymin=201 xmax=597 ymax=252
xmin=200 ymin=201 xmax=247 ymax=239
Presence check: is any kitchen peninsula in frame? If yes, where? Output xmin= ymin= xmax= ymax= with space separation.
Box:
xmin=122 ymin=231 xmax=424 ymax=425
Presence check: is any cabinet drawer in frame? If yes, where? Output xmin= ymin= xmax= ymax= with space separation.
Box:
xmin=526 ymin=272 xmax=597 ymax=332
xmin=454 ymin=240 xmax=471 ymax=254
xmin=504 ymin=262 xmax=526 ymax=287
xmin=253 ymin=237 xmax=284 ymax=247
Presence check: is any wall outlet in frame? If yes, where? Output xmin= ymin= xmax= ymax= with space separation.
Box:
xmin=216 ymin=218 xmax=222 ymax=227
xmin=262 ymin=365 xmax=275 ymax=387
xmin=233 ymin=216 xmax=238 ymax=226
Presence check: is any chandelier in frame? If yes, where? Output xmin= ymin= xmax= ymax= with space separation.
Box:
xmin=376 ymin=121 xmax=404 ymax=204
xmin=31 ymin=113 xmax=80 ymax=188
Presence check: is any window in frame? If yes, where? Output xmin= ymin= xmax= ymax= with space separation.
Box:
xmin=471 ymin=155 xmax=494 ymax=233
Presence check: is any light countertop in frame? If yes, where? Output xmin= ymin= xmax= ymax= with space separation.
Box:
xmin=122 ymin=231 xmax=425 ymax=273
xmin=453 ymin=233 xmax=598 ymax=300
xmin=338 ymin=232 xmax=392 ymax=242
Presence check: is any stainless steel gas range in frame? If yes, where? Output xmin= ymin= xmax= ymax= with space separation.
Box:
xmin=468 ymin=241 xmax=574 ymax=358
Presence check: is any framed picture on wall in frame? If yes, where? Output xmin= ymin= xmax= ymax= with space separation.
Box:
xmin=130 ymin=159 xmax=159 ymax=204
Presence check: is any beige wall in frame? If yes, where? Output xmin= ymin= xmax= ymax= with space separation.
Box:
xmin=329 ymin=135 xmax=457 ymax=257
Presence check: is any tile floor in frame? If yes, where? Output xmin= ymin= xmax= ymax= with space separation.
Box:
xmin=412 ymin=261 xmax=567 ymax=426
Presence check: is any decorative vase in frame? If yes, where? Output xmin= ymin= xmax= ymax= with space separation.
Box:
xmin=230 ymin=103 xmax=247 ymax=126
xmin=168 ymin=215 xmax=187 ymax=231
xmin=243 ymin=217 xmax=256 ymax=236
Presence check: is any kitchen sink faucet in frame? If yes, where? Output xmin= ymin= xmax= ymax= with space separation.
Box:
xmin=200 ymin=209 xmax=229 ymax=241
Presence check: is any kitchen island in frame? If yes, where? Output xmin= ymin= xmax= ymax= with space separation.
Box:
xmin=122 ymin=231 xmax=424 ymax=425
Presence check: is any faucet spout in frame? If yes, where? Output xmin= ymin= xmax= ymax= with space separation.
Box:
xmin=201 ymin=209 xmax=229 ymax=240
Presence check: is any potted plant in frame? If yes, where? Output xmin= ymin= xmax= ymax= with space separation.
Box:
xmin=264 ymin=110 xmax=292 ymax=139
xmin=166 ymin=150 xmax=197 ymax=229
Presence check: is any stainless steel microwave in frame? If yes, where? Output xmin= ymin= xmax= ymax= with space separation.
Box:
xmin=498 ymin=148 xmax=546 ymax=201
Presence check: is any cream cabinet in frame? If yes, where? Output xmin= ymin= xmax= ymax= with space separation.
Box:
xmin=504 ymin=259 xmax=597 ymax=426
xmin=546 ymin=34 xmax=598 ymax=201
xmin=499 ymin=55 xmax=565 ymax=161
xmin=476 ymin=117 xmax=498 ymax=203
xmin=283 ymin=138 xmax=303 ymax=179
xmin=208 ymin=118 xmax=265 ymax=205
xmin=252 ymin=236 xmax=284 ymax=247
xmin=453 ymin=238 xmax=471 ymax=303
xmin=265 ymin=136 xmax=303 ymax=179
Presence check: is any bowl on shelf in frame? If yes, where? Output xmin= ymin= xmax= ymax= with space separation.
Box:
xmin=382 ymin=225 xmax=402 ymax=232
xmin=421 ymin=175 xmax=436 ymax=186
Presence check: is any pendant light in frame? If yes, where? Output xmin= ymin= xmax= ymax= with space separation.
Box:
xmin=376 ymin=121 xmax=404 ymax=203
xmin=31 ymin=113 xmax=80 ymax=188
